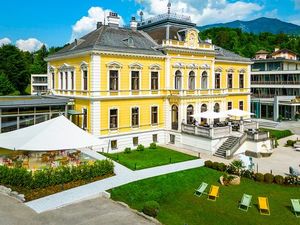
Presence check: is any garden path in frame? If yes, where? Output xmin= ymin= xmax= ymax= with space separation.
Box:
xmin=26 ymin=149 xmax=204 ymax=213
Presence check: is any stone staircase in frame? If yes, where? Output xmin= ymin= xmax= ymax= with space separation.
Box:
xmin=213 ymin=136 xmax=241 ymax=158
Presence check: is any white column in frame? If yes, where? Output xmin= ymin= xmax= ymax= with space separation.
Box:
xmin=165 ymin=57 xmax=171 ymax=90
xmin=90 ymin=54 xmax=101 ymax=96
xmin=211 ymin=60 xmax=215 ymax=89
xmin=90 ymin=100 xmax=101 ymax=136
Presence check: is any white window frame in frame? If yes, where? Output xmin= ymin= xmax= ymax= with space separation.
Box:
xmin=108 ymin=107 xmax=119 ymax=132
xmin=150 ymin=105 xmax=159 ymax=126
xmin=130 ymin=106 xmax=140 ymax=129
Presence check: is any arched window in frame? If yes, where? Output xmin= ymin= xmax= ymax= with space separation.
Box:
xmin=214 ymin=103 xmax=220 ymax=123
xmin=175 ymin=70 xmax=182 ymax=90
xmin=171 ymin=105 xmax=178 ymax=130
xmin=187 ymin=105 xmax=194 ymax=124
xmin=201 ymin=71 xmax=208 ymax=89
xmin=201 ymin=104 xmax=207 ymax=124
xmin=188 ymin=71 xmax=195 ymax=90
xmin=214 ymin=103 xmax=220 ymax=112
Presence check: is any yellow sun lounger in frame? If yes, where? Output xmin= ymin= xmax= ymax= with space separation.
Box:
xmin=258 ymin=197 xmax=270 ymax=215
xmin=207 ymin=185 xmax=219 ymax=201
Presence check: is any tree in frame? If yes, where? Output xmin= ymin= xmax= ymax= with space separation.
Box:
xmin=0 ymin=45 xmax=30 ymax=94
xmin=0 ymin=72 xmax=15 ymax=95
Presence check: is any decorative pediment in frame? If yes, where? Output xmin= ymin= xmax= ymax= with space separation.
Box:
xmin=128 ymin=62 xmax=143 ymax=70
xmin=106 ymin=61 xmax=123 ymax=69
xmin=226 ymin=67 xmax=235 ymax=73
xmin=49 ymin=65 xmax=55 ymax=72
xmin=58 ymin=63 xmax=74 ymax=71
xmin=186 ymin=63 xmax=198 ymax=70
xmin=149 ymin=64 xmax=162 ymax=70
xmin=238 ymin=68 xmax=246 ymax=73
xmin=215 ymin=66 xmax=223 ymax=73
xmin=200 ymin=64 xmax=210 ymax=70
xmin=80 ymin=61 xmax=88 ymax=70
xmin=172 ymin=62 xmax=185 ymax=69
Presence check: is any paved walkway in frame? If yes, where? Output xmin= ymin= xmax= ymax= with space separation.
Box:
xmin=1 ymin=194 xmax=156 ymax=225
xmin=26 ymin=149 xmax=203 ymax=213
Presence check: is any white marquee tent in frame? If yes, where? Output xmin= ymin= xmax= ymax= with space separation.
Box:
xmin=0 ymin=116 xmax=102 ymax=151
xmin=191 ymin=111 xmax=229 ymax=120
xmin=226 ymin=109 xmax=254 ymax=118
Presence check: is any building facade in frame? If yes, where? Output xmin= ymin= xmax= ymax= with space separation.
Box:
xmin=46 ymin=9 xmax=257 ymax=155
xmin=31 ymin=74 xmax=48 ymax=95
xmin=251 ymin=49 xmax=300 ymax=121
xmin=0 ymin=96 xmax=69 ymax=133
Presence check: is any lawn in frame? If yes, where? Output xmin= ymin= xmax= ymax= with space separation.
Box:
xmin=260 ymin=128 xmax=293 ymax=139
xmin=101 ymin=146 xmax=197 ymax=170
xmin=110 ymin=167 xmax=300 ymax=225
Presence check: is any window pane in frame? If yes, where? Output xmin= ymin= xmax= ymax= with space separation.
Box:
xmin=131 ymin=107 xmax=139 ymax=127
xmin=109 ymin=70 xmax=118 ymax=91
xmin=151 ymin=72 xmax=158 ymax=90
xmin=131 ymin=71 xmax=139 ymax=90
xmin=1 ymin=116 xmax=17 ymax=133
xmin=110 ymin=109 xmax=118 ymax=129
xmin=151 ymin=106 xmax=158 ymax=125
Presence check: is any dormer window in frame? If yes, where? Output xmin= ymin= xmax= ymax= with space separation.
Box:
xmin=123 ymin=37 xmax=134 ymax=47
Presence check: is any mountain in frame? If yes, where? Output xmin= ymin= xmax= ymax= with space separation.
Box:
xmin=198 ymin=17 xmax=300 ymax=35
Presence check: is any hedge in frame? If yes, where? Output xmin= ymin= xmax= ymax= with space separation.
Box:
xmin=0 ymin=159 xmax=114 ymax=189
xmin=204 ymin=160 xmax=299 ymax=186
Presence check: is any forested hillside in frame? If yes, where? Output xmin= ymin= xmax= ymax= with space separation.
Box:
xmin=200 ymin=27 xmax=300 ymax=58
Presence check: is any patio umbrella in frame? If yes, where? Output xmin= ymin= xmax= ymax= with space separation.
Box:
xmin=226 ymin=109 xmax=254 ymax=118
xmin=191 ymin=111 xmax=229 ymax=120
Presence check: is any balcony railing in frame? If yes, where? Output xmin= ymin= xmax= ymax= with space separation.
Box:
xmin=246 ymin=131 xmax=269 ymax=142
xmin=252 ymin=81 xmax=300 ymax=85
xmin=181 ymin=123 xmax=231 ymax=139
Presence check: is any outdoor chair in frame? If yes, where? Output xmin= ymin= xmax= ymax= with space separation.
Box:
xmin=194 ymin=182 xmax=208 ymax=197
xmin=238 ymin=194 xmax=252 ymax=212
xmin=258 ymin=197 xmax=270 ymax=215
xmin=207 ymin=185 xmax=219 ymax=201
xmin=291 ymin=199 xmax=300 ymax=217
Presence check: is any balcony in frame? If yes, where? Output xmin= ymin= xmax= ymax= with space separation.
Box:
xmin=181 ymin=123 xmax=232 ymax=139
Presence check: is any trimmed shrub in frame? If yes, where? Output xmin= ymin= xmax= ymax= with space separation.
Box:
xmin=217 ymin=163 xmax=227 ymax=172
xmin=149 ymin=143 xmax=157 ymax=149
xmin=137 ymin=144 xmax=145 ymax=151
xmin=285 ymin=176 xmax=300 ymax=185
xmin=241 ymin=170 xmax=254 ymax=179
xmin=255 ymin=173 xmax=264 ymax=182
xmin=286 ymin=140 xmax=296 ymax=147
xmin=143 ymin=201 xmax=160 ymax=218
xmin=204 ymin=160 xmax=213 ymax=168
xmin=264 ymin=173 xmax=274 ymax=183
xmin=212 ymin=162 xmax=219 ymax=170
xmin=274 ymin=175 xmax=284 ymax=184
xmin=124 ymin=147 xmax=131 ymax=154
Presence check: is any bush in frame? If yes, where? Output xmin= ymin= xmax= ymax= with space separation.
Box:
xmin=204 ymin=160 xmax=213 ymax=168
xmin=149 ymin=143 xmax=157 ymax=149
xmin=286 ymin=140 xmax=296 ymax=147
xmin=264 ymin=173 xmax=274 ymax=183
xmin=212 ymin=162 xmax=219 ymax=170
xmin=0 ymin=159 xmax=114 ymax=189
xmin=274 ymin=175 xmax=284 ymax=184
xmin=285 ymin=176 xmax=300 ymax=185
xmin=217 ymin=163 xmax=227 ymax=172
xmin=241 ymin=170 xmax=254 ymax=179
xmin=255 ymin=173 xmax=264 ymax=182
xmin=124 ymin=147 xmax=131 ymax=154
xmin=142 ymin=201 xmax=160 ymax=218
xmin=137 ymin=144 xmax=145 ymax=151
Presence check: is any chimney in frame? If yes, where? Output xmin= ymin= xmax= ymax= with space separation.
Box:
xmin=97 ymin=22 xmax=103 ymax=29
xmin=107 ymin=12 xmax=120 ymax=28
xmin=130 ymin=17 xmax=138 ymax=31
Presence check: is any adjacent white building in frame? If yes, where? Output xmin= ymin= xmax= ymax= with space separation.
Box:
xmin=31 ymin=74 xmax=48 ymax=95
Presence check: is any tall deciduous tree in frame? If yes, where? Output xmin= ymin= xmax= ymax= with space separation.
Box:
xmin=0 ymin=72 xmax=15 ymax=95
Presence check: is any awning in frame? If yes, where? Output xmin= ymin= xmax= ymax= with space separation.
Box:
xmin=191 ymin=111 xmax=229 ymax=119
xmin=68 ymin=110 xmax=84 ymax=115
xmin=226 ymin=109 xmax=254 ymax=117
xmin=0 ymin=116 xmax=102 ymax=151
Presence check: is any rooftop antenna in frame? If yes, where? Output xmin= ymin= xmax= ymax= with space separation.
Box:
xmin=167 ymin=0 xmax=171 ymax=14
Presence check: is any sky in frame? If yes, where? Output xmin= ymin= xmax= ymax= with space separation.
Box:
xmin=0 ymin=0 xmax=299 ymax=52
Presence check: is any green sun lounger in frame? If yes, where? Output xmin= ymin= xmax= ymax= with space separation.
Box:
xmin=239 ymin=194 xmax=252 ymax=212
xmin=291 ymin=199 xmax=300 ymax=217
xmin=194 ymin=182 xmax=208 ymax=197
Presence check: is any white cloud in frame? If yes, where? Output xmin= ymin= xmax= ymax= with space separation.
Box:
xmin=136 ymin=0 xmax=263 ymax=25
xmin=0 ymin=37 xmax=11 ymax=46
xmin=16 ymin=38 xmax=44 ymax=52
xmin=70 ymin=7 xmax=125 ymax=42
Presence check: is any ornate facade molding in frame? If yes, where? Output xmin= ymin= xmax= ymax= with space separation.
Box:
xmin=80 ymin=61 xmax=89 ymax=70
xmin=186 ymin=63 xmax=199 ymax=70
xmin=58 ymin=63 xmax=74 ymax=71
xmin=128 ymin=62 xmax=143 ymax=70
xmin=106 ymin=61 xmax=123 ymax=69
xmin=149 ymin=63 xmax=162 ymax=70
xmin=172 ymin=62 xmax=185 ymax=69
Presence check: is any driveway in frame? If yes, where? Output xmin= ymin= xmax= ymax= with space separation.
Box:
xmin=0 ymin=194 xmax=156 ymax=225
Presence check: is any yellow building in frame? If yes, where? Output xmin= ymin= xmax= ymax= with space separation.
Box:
xmin=46 ymin=9 xmax=269 ymax=157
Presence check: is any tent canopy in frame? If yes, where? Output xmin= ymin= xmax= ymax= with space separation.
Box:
xmin=191 ymin=111 xmax=229 ymax=119
xmin=226 ymin=109 xmax=254 ymax=117
xmin=0 ymin=116 xmax=102 ymax=151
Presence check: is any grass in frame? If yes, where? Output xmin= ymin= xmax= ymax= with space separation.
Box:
xmin=101 ymin=146 xmax=197 ymax=170
xmin=260 ymin=128 xmax=293 ymax=139
xmin=110 ymin=167 xmax=300 ymax=225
